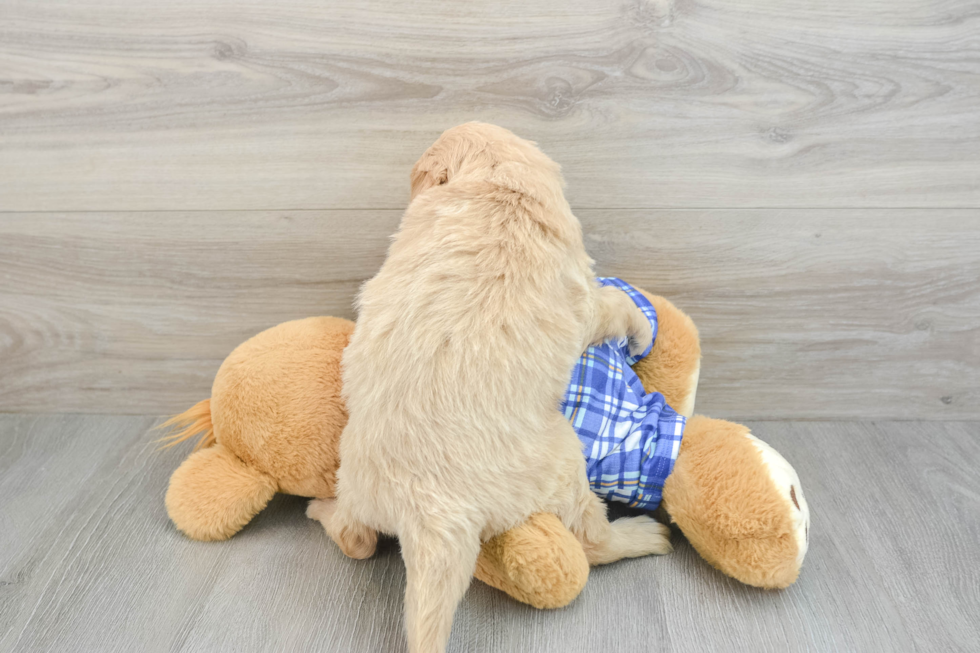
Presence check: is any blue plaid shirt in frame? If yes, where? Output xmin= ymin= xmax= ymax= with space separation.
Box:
xmin=561 ymin=278 xmax=686 ymax=512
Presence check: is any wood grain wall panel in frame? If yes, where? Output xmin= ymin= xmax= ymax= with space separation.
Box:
xmin=2 ymin=210 xmax=976 ymax=418
xmin=1 ymin=0 xmax=978 ymax=211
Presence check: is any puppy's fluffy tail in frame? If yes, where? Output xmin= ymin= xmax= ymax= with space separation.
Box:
xmin=401 ymin=521 xmax=481 ymax=653
xmin=155 ymin=399 xmax=214 ymax=451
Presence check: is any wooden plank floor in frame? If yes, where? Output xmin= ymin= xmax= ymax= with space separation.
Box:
xmin=1 ymin=414 xmax=977 ymax=652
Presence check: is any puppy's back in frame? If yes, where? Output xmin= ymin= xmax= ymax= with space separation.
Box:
xmin=342 ymin=156 xmax=592 ymax=476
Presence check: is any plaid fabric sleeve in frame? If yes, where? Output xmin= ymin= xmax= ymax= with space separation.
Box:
xmin=562 ymin=277 xmax=686 ymax=512
xmin=580 ymin=389 xmax=685 ymax=511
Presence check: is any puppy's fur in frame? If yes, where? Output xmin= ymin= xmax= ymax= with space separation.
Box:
xmin=309 ymin=123 xmax=671 ymax=653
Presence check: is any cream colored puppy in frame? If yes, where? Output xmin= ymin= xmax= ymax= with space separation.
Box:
xmin=308 ymin=123 xmax=671 ymax=653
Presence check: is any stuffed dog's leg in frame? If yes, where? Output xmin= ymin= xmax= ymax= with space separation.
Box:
xmin=166 ymin=444 xmax=277 ymax=541
xmin=662 ymin=416 xmax=809 ymax=588
xmin=631 ymin=292 xmax=702 ymax=417
xmin=474 ymin=513 xmax=589 ymax=609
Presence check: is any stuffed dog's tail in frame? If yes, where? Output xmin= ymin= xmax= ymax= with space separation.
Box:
xmin=155 ymin=399 xmax=215 ymax=451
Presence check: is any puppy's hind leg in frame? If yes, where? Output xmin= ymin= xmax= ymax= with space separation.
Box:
xmin=575 ymin=491 xmax=673 ymax=565
xmin=552 ymin=422 xmax=672 ymax=565
xmin=400 ymin=520 xmax=481 ymax=653
xmin=307 ymin=498 xmax=378 ymax=560
xmin=588 ymin=284 xmax=653 ymax=356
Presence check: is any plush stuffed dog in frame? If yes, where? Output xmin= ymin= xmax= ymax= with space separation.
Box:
xmin=162 ymin=283 xmax=809 ymax=608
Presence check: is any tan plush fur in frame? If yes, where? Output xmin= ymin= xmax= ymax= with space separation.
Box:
xmin=632 ymin=292 xmax=702 ymax=417
xmin=633 ymin=295 xmax=804 ymax=588
xmin=166 ymin=444 xmax=277 ymax=541
xmin=316 ymin=123 xmax=670 ymax=653
xmin=164 ymin=316 xmax=353 ymax=538
xmin=157 ymin=399 xmax=214 ymax=450
xmin=209 ymin=316 xmax=351 ymax=498
xmin=473 ymin=513 xmax=589 ymax=609
xmin=662 ymin=416 xmax=801 ymax=589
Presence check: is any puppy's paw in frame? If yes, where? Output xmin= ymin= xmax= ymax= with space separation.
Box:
xmin=306 ymin=498 xmax=337 ymax=524
xmin=592 ymin=285 xmax=654 ymax=357
xmin=612 ymin=515 xmax=673 ymax=556
xmin=307 ymin=498 xmax=378 ymax=559
xmin=626 ymin=307 xmax=654 ymax=358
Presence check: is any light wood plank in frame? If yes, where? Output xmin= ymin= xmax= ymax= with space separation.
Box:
xmin=0 ymin=210 xmax=398 ymax=414
xmin=2 ymin=210 xmax=977 ymax=419
xmin=583 ymin=210 xmax=980 ymax=420
xmin=0 ymin=415 xmax=977 ymax=651
xmin=1 ymin=0 xmax=978 ymax=211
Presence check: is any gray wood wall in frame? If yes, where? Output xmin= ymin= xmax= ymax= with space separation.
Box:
xmin=1 ymin=0 xmax=978 ymax=419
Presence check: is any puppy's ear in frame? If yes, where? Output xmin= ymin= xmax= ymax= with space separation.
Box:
xmin=489 ymin=161 xmax=534 ymax=197
xmin=491 ymin=161 xmax=566 ymax=208
xmin=490 ymin=161 xmax=571 ymax=239
xmin=410 ymin=157 xmax=448 ymax=201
